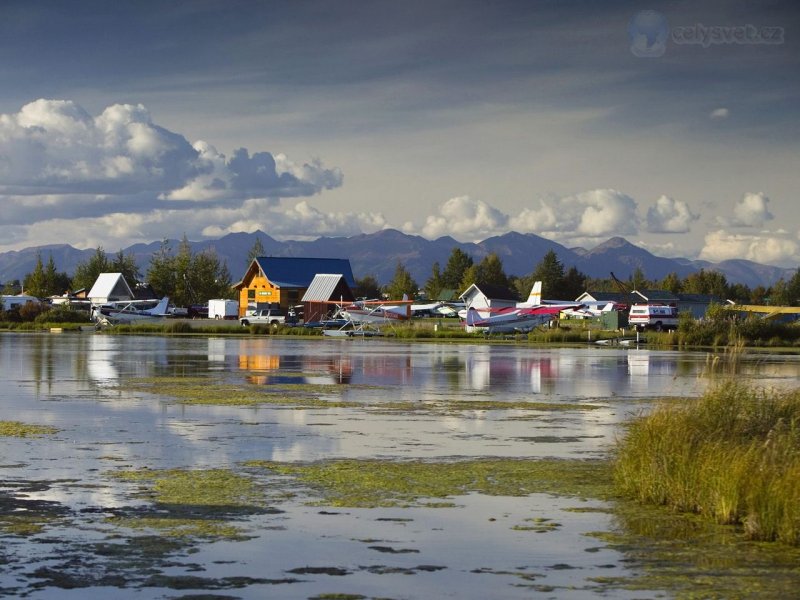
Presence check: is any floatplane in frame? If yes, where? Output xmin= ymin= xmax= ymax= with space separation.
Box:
xmin=464 ymin=282 xmax=584 ymax=334
xmin=319 ymin=296 xmax=413 ymax=337
xmin=92 ymin=297 xmax=171 ymax=326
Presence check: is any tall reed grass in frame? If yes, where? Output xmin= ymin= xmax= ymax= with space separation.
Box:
xmin=614 ymin=382 xmax=800 ymax=545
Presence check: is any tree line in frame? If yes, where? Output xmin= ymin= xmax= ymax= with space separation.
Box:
xmin=5 ymin=236 xmax=232 ymax=308
xmin=368 ymin=248 xmax=800 ymax=307
xmin=5 ymin=238 xmax=800 ymax=308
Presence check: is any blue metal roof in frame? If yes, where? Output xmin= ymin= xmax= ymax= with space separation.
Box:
xmin=254 ymin=257 xmax=356 ymax=288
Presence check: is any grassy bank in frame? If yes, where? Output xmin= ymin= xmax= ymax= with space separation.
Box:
xmin=614 ymin=382 xmax=800 ymax=545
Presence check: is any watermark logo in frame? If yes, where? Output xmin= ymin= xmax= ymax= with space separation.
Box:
xmin=629 ymin=10 xmax=669 ymax=57
xmin=629 ymin=10 xmax=785 ymax=57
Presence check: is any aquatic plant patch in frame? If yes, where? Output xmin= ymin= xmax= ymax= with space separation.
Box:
xmin=586 ymin=499 xmax=800 ymax=598
xmin=121 ymin=376 xmax=605 ymax=413
xmin=245 ymin=458 xmax=612 ymax=507
xmin=0 ymin=421 xmax=58 ymax=437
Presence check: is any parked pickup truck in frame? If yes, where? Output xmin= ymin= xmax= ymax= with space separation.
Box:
xmin=240 ymin=308 xmax=286 ymax=326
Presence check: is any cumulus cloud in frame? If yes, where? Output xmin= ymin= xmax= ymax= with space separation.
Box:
xmin=7 ymin=197 xmax=388 ymax=251
xmin=710 ymin=108 xmax=729 ymax=119
xmin=645 ymin=195 xmax=698 ymax=233
xmin=418 ymin=196 xmax=509 ymax=240
xmin=511 ymin=189 xmax=638 ymax=238
xmin=0 ymin=99 xmax=342 ymax=202
xmin=0 ymin=99 xmax=199 ymax=194
xmin=410 ymin=189 xmax=639 ymax=243
xmin=699 ymin=230 xmax=798 ymax=265
xmin=201 ymin=199 xmax=386 ymax=240
xmin=731 ymin=192 xmax=773 ymax=227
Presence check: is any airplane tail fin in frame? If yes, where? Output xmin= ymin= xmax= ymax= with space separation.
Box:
xmin=466 ymin=307 xmax=481 ymax=326
xmin=151 ymin=296 xmax=170 ymax=315
xmin=527 ymin=281 xmax=542 ymax=305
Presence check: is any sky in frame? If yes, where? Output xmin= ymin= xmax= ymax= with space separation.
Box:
xmin=0 ymin=0 xmax=798 ymax=266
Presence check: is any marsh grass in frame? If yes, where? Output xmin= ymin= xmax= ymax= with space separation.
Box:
xmin=0 ymin=421 xmax=58 ymax=437
xmin=246 ymin=458 xmax=612 ymax=507
xmin=614 ymin=382 xmax=800 ymax=544
xmin=122 ymin=376 xmax=603 ymax=413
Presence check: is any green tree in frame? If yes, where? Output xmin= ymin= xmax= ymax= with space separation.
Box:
xmin=384 ymin=262 xmax=418 ymax=300
xmin=474 ymin=253 xmax=510 ymax=289
xmin=727 ymin=282 xmax=751 ymax=304
xmin=146 ymin=240 xmax=176 ymax=299
xmin=23 ymin=253 xmax=47 ymax=297
xmin=171 ymin=235 xmax=194 ymax=306
xmin=682 ymin=269 xmax=728 ymax=298
xmin=423 ymin=262 xmax=445 ymax=300
xmin=441 ymin=248 xmax=473 ymax=289
xmin=519 ymin=250 xmax=565 ymax=300
xmin=785 ymin=269 xmax=800 ymax=306
xmin=769 ymin=279 xmax=790 ymax=306
xmin=660 ymin=272 xmax=683 ymax=294
xmin=355 ymin=275 xmax=381 ymax=299
xmin=247 ymin=236 xmax=266 ymax=264
xmin=459 ymin=264 xmax=479 ymax=292
xmin=110 ymin=249 xmax=141 ymax=285
xmin=559 ymin=266 xmax=587 ymax=300
xmin=72 ymin=247 xmax=111 ymax=291
xmin=191 ymin=249 xmax=232 ymax=300
xmin=629 ymin=266 xmax=648 ymax=291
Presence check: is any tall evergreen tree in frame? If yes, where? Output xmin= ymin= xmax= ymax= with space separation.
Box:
xmin=71 ymin=247 xmax=111 ymax=291
xmin=110 ymin=249 xmax=141 ymax=285
xmin=146 ymin=240 xmax=176 ymax=299
xmin=23 ymin=253 xmax=47 ymax=297
xmin=560 ymin=266 xmax=587 ymax=300
xmin=441 ymin=248 xmax=473 ymax=289
xmin=247 ymin=236 xmax=266 ymax=264
xmin=785 ymin=269 xmax=800 ymax=306
xmin=474 ymin=253 xmax=510 ymax=289
xmin=459 ymin=264 xmax=479 ymax=293
xmin=424 ymin=262 xmax=444 ymax=300
xmin=524 ymin=250 xmax=565 ymax=299
xmin=355 ymin=275 xmax=381 ymax=299
xmin=384 ymin=263 xmax=418 ymax=299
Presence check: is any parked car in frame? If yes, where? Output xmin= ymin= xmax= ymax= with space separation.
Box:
xmin=240 ymin=308 xmax=286 ymax=326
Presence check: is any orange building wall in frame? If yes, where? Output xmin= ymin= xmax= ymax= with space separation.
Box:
xmin=238 ymin=273 xmax=282 ymax=316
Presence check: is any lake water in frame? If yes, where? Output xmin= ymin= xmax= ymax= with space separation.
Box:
xmin=2 ymin=332 xmax=799 ymax=598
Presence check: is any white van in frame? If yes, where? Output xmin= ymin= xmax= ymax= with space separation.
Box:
xmin=628 ymin=304 xmax=679 ymax=331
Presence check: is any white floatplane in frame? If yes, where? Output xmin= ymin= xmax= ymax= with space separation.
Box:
xmin=464 ymin=281 xmax=584 ymax=333
xmin=93 ymin=297 xmax=171 ymax=325
xmin=340 ymin=296 xmax=412 ymax=325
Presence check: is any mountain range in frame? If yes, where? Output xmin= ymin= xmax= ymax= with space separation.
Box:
xmin=0 ymin=229 xmax=794 ymax=290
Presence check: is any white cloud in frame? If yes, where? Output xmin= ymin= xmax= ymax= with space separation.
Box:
xmin=710 ymin=108 xmax=730 ymax=119
xmin=201 ymin=199 xmax=386 ymax=240
xmin=511 ymin=189 xmax=638 ymax=238
xmin=6 ymin=197 xmax=388 ymax=251
xmin=0 ymin=99 xmax=342 ymax=202
xmin=418 ymin=196 xmax=509 ymax=240
xmin=731 ymin=192 xmax=773 ymax=227
xmin=414 ymin=189 xmax=640 ymax=243
xmin=645 ymin=195 xmax=698 ymax=233
xmin=699 ymin=229 xmax=798 ymax=265
xmin=0 ymin=99 xmax=199 ymax=194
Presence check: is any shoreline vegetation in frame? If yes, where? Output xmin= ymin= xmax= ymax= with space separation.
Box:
xmin=614 ymin=381 xmax=800 ymax=546
xmin=2 ymin=312 xmax=799 ymax=349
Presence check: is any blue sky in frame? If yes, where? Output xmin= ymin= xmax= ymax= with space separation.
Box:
xmin=0 ymin=0 xmax=798 ymax=266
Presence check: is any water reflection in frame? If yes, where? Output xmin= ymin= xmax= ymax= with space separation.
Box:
xmin=3 ymin=334 xmax=800 ymax=598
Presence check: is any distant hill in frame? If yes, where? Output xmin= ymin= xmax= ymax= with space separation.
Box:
xmin=0 ymin=229 xmax=794 ymax=289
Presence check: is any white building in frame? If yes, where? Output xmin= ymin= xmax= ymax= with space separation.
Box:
xmin=87 ymin=273 xmax=134 ymax=305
